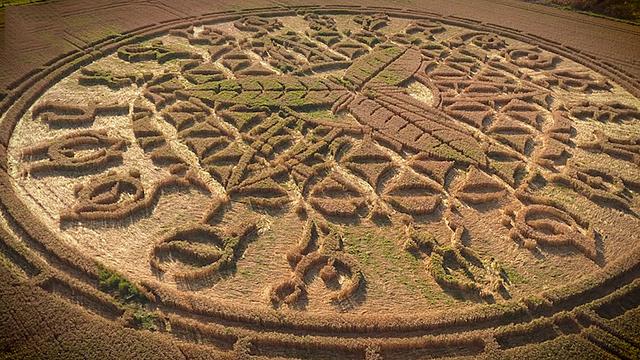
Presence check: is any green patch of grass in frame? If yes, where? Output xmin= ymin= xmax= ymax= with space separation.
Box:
xmin=344 ymin=230 xmax=444 ymax=302
xmin=374 ymin=68 xmax=414 ymax=86
xmin=375 ymin=72 xmax=400 ymax=86
xmin=540 ymin=184 xmax=580 ymax=206
xmin=238 ymin=268 xmax=256 ymax=277
xmin=132 ymin=309 xmax=160 ymax=331
xmin=97 ymin=265 xmax=166 ymax=331
xmin=304 ymin=109 xmax=334 ymax=120
xmin=432 ymin=143 xmax=471 ymax=164
xmin=97 ymin=266 xmax=147 ymax=303
xmin=502 ymin=265 xmax=528 ymax=285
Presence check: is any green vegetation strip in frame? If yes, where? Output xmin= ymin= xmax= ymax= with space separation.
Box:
xmin=97 ymin=265 xmax=162 ymax=331
xmin=1 ymin=0 xmax=50 ymax=9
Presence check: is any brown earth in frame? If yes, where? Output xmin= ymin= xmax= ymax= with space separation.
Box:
xmin=0 ymin=0 xmax=638 ymax=89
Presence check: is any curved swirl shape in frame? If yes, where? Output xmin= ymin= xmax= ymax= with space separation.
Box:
xmin=271 ymin=221 xmax=364 ymax=307
xmin=505 ymin=46 xmax=559 ymax=70
xmin=511 ymin=203 xmax=597 ymax=261
xmin=61 ymin=169 xmax=145 ymax=221
xmin=151 ymin=222 xmax=256 ymax=283
xmin=21 ymin=130 xmax=127 ymax=174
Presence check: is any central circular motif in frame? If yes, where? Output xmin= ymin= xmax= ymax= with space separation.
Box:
xmin=4 ymin=7 xmax=640 ymax=338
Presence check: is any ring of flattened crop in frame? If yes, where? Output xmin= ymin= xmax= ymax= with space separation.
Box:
xmin=1 ymin=5 xmax=639 ymax=345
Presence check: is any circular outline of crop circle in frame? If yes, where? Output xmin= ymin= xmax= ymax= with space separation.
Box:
xmin=1 ymin=5 xmax=639 ymax=342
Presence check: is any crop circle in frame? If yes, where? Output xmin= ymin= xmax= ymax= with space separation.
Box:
xmin=1 ymin=6 xmax=639 ymax=358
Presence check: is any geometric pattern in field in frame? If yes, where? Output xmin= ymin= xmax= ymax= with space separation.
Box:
xmin=1 ymin=6 xmax=640 ymax=359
